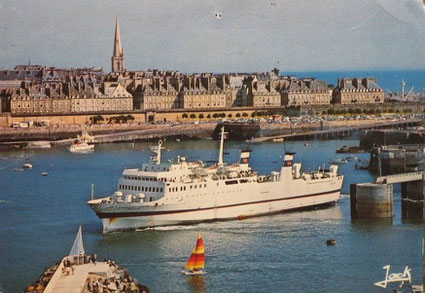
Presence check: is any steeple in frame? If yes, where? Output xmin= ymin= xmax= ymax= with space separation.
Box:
xmin=111 ymin=16 xmax=125 ymax=73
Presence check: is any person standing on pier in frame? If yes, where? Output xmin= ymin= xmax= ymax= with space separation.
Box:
xmin=91 ymin=252 xmax=97 ymax=265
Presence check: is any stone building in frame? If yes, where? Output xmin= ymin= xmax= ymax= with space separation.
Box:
xmin=246 ymin=77 xmax=281 ymax=107
xmin=223 ymin=74 xmax=248 ymax=107
xmin=180 ymin=75 xmax=226 ymax=109
xmin=140 ymin=77 xmax=180 ymax=111
xmin=333 ymin=78 xmax=385 ymax=104
xmin=281 ymin=78 xmax=332 ymax=106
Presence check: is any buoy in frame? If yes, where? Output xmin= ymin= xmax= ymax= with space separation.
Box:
xmin=42 ymin=172 xmax=48 ymax=176
xmin=326 ymin=239 xmax=337 ymax=245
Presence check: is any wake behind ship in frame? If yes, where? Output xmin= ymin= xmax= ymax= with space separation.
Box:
xmin=88 ymin=128 xmax=344 ymax=233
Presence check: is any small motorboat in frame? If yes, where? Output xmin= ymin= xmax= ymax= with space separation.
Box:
xmin=68 ymin=142 xmax=95 ymax=153
xmin=41 ymin=172 xmax=48 ymax=176
xmin=326 ymin=239 xmax=337 ymax=245
xmin=181 ymin=233 xmax=206 ymax=276
xmin=22 ymin=163 xmax=33 ymax=169
xmin=68 ymin=131 xmax=95 ymax=153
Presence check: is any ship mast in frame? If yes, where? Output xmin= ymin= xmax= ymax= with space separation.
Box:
xmin=218 ymin=127 xmax=226 ymax=166
xmin=150 ymin=140 xmax=165 ymax=165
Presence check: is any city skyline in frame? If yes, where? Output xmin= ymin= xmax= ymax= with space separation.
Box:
xmin=0 ymin=0 xmax=425 ymax=73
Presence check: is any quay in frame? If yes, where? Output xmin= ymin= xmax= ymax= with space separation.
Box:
xmin=253 ymin=119 xmax=421 ymax=142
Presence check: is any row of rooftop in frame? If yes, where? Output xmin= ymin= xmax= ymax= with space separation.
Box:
xmin=0 ymin=65 xmax=385 ymax=115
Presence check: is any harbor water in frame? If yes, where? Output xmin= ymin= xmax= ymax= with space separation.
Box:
xmin=0 ymin=138 xmax=422 ymax=292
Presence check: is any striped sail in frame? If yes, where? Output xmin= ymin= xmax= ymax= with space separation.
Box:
xmin=184 ymin=233 xmax=205 ymax=271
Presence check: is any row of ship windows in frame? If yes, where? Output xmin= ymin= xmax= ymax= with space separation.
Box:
xmin=169 ymin=183 xmax=207 ymax=193
xmin=120 ymin=185 xmax=163 ymax=193
xmin=124 ymin=175 xmax=174 ymax=182
xmin=165 ymin=189 xmax=244 ymax=200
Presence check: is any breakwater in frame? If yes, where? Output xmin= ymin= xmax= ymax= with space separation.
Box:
xmin=254 ymin=119 xmax=421 ymax=142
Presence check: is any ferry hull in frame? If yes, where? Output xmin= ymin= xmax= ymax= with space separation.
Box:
xmin=94 ymin=190 xmax=340 ymax=233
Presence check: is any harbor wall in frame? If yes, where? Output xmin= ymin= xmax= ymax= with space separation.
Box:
xmin=299 ymin=102 xmax=425 ymax=116
xmin=360 ymin=130 xmax=425 ymax=149
xmin=8 ymin=108 xmax=261 ymax=125
xmin=369 ymin=146 xmax=425 ymax=175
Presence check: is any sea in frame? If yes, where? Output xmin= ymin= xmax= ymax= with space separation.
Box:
xmin=286 ymin=69 xmax=425 ymax=93
xmin=0 ymin=137 xmax=422 ymax=293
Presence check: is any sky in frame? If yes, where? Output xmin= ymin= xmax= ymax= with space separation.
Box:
xmin=0 ymin=0 xmax=424 ymax=73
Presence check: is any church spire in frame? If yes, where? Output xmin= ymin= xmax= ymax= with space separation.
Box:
xmin=113 ymin=16 xmax=123 ymax=57
xmin=111 ymin=16 xmax=125 ymax=73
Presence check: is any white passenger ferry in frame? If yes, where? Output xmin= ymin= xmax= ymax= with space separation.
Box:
xmin=88 ymin=128 xmax=344 ymax=233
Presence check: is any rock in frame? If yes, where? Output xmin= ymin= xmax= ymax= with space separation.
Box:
xmin=107 ymin=282 xmax=117 ymax=291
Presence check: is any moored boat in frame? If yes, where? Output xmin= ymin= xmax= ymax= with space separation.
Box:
xmin=69 ymin=131 xmax=95 ymax=153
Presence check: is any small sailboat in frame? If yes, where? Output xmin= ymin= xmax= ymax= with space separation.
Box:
xmin=182 ymin=233 xmax=206 ymax=275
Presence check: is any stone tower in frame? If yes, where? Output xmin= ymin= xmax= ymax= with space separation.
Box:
xmin=111 ymin=16 xmax=124 ymax=73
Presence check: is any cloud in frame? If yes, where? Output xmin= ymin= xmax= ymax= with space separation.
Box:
xmin=373 ymin=0 xmax=425 ymax=28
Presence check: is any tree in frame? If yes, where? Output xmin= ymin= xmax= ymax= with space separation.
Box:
xmin=199 ymin=113 xmax=204 ymax=119
xmin=190 ymin=113 xmax=196 ymax=119
xmin=207 ymin=114 xmax=211 ymax=119
xmin=327 ymin=109 xmax=335 ymax=115
xmin=242 ymin=112 xmax=249 ymax=117
xmin=182 ymin=113 xmax=188 ymax=119
xmin=212 ymin=113 xmax=219 ymax=118
xmin=251 ymin=112 xmax=257 ymax=117
xmin=355 ymin=108 xmax=362 ymax=114
xmin=127 ymin=115 xmax=135 ymax=122
xmin=90 ymin=115 xmax=104 ymax=124
xmin=220 ymin=113 xmax=226 ymax=118
xmin=227 ymin=113 xmax=232 ymax=118
xmin=236 ymin=113 xmax=241 ymax=118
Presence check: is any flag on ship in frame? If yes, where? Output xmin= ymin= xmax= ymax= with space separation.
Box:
xmin=184 ymin=233 xmax=205 ymax=271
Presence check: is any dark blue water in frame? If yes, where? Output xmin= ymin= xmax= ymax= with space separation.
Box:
xmin=0 ymin=139 xmax=422 ymax=293
xmin=286 ymin=70 xmax=425 ymax=93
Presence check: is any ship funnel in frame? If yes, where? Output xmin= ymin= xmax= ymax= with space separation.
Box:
xmin=239 ymin=149 xmax=252 ymax=171
xmin=280 ymin=152 xmax=296 ymax=181
xmin=329 ymin=165 xmax=338 ymax=175
xmin=283 ymin=152 xmax=295 ymax=167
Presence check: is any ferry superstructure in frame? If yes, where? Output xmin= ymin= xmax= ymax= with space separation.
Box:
xmin=88 ymin=128 xmax=344 ymax=233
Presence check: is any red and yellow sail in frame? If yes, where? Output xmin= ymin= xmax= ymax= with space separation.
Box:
xmin=184 ymin=233 xmax=205 ymax=271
